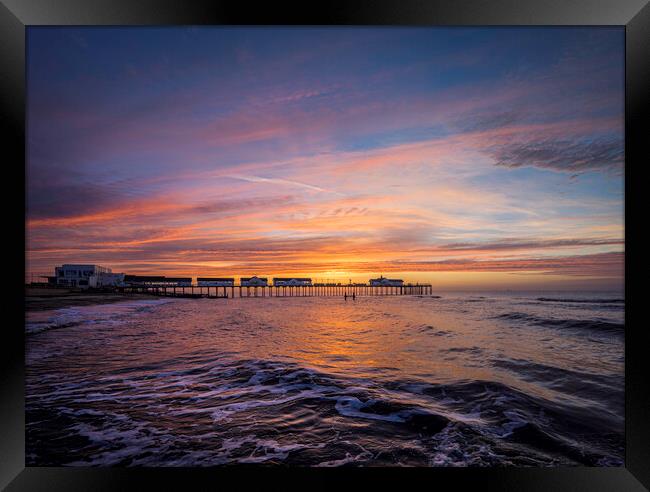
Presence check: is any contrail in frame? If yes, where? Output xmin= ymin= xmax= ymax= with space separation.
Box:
xmin=227 ymin=174 xmax=344 ymax=195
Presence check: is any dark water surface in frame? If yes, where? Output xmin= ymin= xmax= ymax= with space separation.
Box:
xmin=25 ymin=292 xmax=624 ymax=466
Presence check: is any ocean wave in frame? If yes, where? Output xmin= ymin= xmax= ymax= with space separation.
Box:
xmin=493 ymin=358 xmax=624 ymax=409
xmin=25 ymin=295 xmax=624 ymax=467
xmin=417 ymin=325 xmax=453 ymax=336
xmin=536 ymin=297 xmax=624 ymax=304
xmin=494 ymin=312 xmax=624 ymax=335
xmin=25 ymin=299 xmax=173 ymax=335
xmin=26 ymin=320 xmax=83 ymax=334
xmin=26 ymin=356 xmax=623 ymax=466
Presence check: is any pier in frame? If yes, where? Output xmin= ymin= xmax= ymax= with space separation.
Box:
xmin=118 ymin=284 xmax=433 ymax=299
xmin=39 ymin=266 xmax=434 ymax=300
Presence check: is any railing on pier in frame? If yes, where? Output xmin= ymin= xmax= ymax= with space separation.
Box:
xmin=118 ymin=284 xmax=434 ymax=299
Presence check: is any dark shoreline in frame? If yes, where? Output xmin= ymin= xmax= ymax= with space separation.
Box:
xmin=25 ymin=288 xmax=160 ymax=311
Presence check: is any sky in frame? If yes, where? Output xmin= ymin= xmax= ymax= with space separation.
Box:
xmin=26 ymin=27 xmax=624 ymax=290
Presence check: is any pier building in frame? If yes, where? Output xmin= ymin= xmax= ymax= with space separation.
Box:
xmin=273 ymin=278 xmax=312 ymax=286
xmin=241 ymin=276 xmax=268 ymax=287
xmin=197 ymin=278 xmax=235 ymax=287
xmin=369 ymin=275 xmax=404 ymax=287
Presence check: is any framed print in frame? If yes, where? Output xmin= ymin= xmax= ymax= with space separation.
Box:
xmin=2 ymin=0 xmax=648 ymax=490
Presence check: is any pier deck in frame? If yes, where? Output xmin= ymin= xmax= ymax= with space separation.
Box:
xmin=119 ymin=284 xmax=433 ymax=299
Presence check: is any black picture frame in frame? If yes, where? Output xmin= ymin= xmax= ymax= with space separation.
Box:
xmin=2 ymin=0 xmax=648 ymax=490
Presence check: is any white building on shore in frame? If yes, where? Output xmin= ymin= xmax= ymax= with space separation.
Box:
xmin=50 ymin=264 xmax=115 ymax=289
xmin=89 ymin=272 xmax=125 ymax=288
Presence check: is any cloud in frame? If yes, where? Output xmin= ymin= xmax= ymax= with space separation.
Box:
xmin=27 ymin=194 xmax=295 ymax=228
xmin=438 ymin=237 xmax=623 ymax=252
xmin=27 ymin=182 xmax=128 ymax=220
xmin=453 ymin=110 xmax=524 ymax=134
xmin=387 ymin=252 xmax=624 ymax=277
xmin=44 ymin=251 xmax=625 ymax=279
xmin=489 ymin=136 xmax=624 ymax=174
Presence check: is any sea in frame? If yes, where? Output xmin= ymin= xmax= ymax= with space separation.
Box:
xmin=25 ymin=291 xmax=625 ymax=466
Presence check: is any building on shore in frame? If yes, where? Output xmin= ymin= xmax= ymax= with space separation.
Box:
xmin=197 ymin=277 xmax=234 ymax=287
xmin=369 ymin=275 xmax=404 ymax=287
xmin=47 ymin=264 xmax=114 ymax=289
xmin=89 ymin=272 xmax=125 ymax=288
xmin=273 ymin=277 xmax=312 ymax=286
xmin=123 ymin=275 xmax=192 ymax=287
xmin=240 ymin=276 xmax=268 ymax=287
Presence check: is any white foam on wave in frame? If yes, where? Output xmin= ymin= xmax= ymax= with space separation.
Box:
xmin=210 ymin=388 xmax=327 ymax=422
xmin=215 ymin=436 xmax=327 ymax=464
xmin=496 ymin=409 xmax=529 ymax=438
xmin=238 ymin=439 xmax=319 ymax=464
xmin=317 ymin=450 xmax=374 ymax=467
xmin=334 ymin=396 xmax=405 ymax=423
xmin=428 ymin=423 xmax=500 ymax=466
